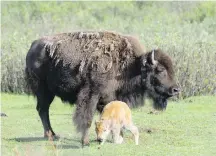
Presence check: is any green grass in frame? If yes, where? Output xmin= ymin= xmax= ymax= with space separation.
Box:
xmin=1 ymin=93 xmax=216 ymax=156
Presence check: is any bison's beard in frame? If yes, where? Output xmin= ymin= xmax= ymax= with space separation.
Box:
xmin=145 ymin=78 xmax=170 ymax=110
xmin=152 ymin=97 xmax=167 ymax=110
xmin=146 ymin=90 xmax=168 ymax=110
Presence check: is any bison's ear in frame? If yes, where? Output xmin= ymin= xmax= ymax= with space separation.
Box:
xmin=141 ymin=56 xmax=147 ymax=67
xmin=149 ymin=50 xmax=158 ymax=66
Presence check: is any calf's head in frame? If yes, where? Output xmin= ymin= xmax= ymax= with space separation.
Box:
xmin=95 ymin=120 xmax=110 ymax=142
xmin=141 ymin=49 xmax=180 ymax=110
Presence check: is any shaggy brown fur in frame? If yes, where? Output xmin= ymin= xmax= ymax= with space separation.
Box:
xmin=43 ymin=31 xmax=143 ymax=74
xmin=25 ymin=31 xmax=180 ymax=146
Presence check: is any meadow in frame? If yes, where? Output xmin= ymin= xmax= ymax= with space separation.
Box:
xmin=1 ymin=94 xmax=216 ymax=156
xmin=1 ymin=2 xmax=216 ymax=156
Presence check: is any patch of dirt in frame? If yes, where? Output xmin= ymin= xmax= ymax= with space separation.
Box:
xmin=146 ymin=129 xmax=153 ymax=134
xmin=147 ymin=110 xmax=160 ymax=115
xmin=139 ymin=127 xmax=157 ymax=134
xmin=1 ymin=113 xmax=7 ymax=117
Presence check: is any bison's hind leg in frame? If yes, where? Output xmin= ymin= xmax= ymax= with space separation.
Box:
xmin=36 ymin=82 xmax=56 ymax=139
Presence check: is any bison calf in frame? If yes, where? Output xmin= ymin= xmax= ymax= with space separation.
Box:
xmin=95 ymin=101 xmax=139 ymax=145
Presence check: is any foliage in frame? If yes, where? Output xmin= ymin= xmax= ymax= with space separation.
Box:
xmin=1 ymin=1 xmax=216 ymax=98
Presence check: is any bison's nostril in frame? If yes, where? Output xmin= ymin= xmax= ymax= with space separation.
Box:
xmin=168 ymin=87 xmax=180 ymax=96
xmin=173 ymin=88 xmax=178 ymax=92
xmin=172 ymin=88 xmax=180 ymax=94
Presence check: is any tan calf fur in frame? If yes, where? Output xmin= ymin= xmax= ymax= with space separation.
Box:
xmin=95 ymin=101 xmax=139 ymax=145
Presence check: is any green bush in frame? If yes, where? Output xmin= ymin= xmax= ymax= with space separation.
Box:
xmin=1 ymin=1 xmax=216 ymax=98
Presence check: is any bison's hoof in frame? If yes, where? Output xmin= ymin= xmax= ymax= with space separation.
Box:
xmin=82 ymin=143 xmax=90 ymax=148
xmin=82 ymin=140 xmax=90 ymax=147
xmin=52 ymin=134 xmax=60 ymax=140
xmin=44 ymin=130 xmax=60 ymax=141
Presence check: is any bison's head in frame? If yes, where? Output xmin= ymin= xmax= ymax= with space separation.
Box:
xmin=141 ymin=49 xmax=180 ymax=110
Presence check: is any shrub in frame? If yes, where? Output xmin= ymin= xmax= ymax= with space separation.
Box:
xmin=1 ymin=1 xmax=216 ymax=98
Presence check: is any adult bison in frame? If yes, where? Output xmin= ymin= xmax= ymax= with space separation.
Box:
xmin=25 ymin=31 xmax=180 ymax=146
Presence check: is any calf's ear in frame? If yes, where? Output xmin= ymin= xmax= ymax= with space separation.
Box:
xmin=95 ymin=120 xmax=99 ymax=126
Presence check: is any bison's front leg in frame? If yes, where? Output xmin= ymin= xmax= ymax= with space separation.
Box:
xmin=73 ymin=86 xmax=99 ymax=146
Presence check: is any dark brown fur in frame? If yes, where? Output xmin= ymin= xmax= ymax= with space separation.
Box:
xmin=25 ymin=31 xmax=179 ymax=146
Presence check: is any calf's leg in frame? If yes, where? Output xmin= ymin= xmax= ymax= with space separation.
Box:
xmin=112 ymin=129 xmax=123 ymax=141
xmin=120 ymin=129 xmax=124 ymax=138
xmin=125 ymin=124 xmax=139 ymax=145
xmin=113 ymin=126 xmax=123 ymax=144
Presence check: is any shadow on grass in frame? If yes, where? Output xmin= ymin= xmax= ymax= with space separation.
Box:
xmin=8 ymin=137 xmax=99 ymax=142
xmin=8 ymin=137 xmax=49 ymax=142
xmin=56 ymin=144 xmax=80 ymax=149
xmin=7 ymin=137 xmax=81 ymax=149
xmin=6 ymin=137 xmax=101 ymax=149
xmin=8 ymin=136 xmax=78 ymax=143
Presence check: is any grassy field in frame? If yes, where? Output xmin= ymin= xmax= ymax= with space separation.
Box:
xmin=1 ymin=2 xmax=216 ymax=155
xmin=1 ymin=93 xmax=216 ymax=156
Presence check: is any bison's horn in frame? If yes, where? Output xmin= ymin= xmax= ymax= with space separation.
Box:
xmin=151 ymin=50 xmax=158 ymax=65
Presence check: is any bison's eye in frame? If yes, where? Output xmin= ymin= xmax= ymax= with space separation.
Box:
xmin=156 ymin=66 xmax=165 ymax=73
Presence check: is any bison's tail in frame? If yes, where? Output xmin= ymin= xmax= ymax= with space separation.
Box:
xmin=25 ymin=67 xmax=39 ymax=96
